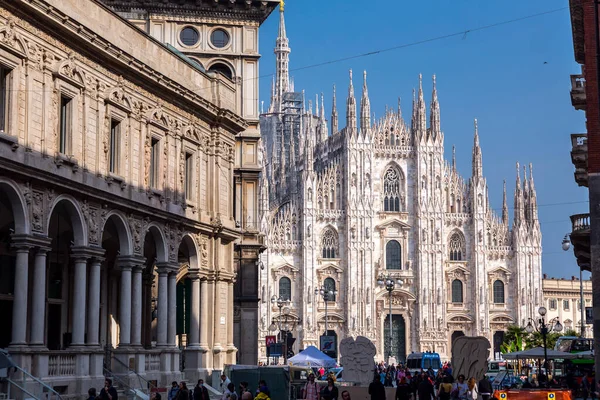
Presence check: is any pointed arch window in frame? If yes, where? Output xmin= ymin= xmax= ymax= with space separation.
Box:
xmin=321 ymin=228 xmax=338 ymax=259
xmin=279 ymin=277 xmax=291 ymax=301
xmin=324 ymin=278 xmax=336 ymax=301
xmin=449 ymin=231 xmax=466 ymax=261
xmin=493 ymin=280 xmax=505 ymax=304
xmin=452 ymin=279 xmax=463 ymax=303
xmin=383 ymin=167 xmax=403 ymax=212
xmin=386 ymin=240 xmax=402 ymax=270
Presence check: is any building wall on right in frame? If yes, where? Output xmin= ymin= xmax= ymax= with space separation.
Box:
xmin=542 ymin=276 xmax=592 ymax=337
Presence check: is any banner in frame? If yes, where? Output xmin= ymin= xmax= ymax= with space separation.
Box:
xmin=586 ymin=307 xmax=593 ymax=325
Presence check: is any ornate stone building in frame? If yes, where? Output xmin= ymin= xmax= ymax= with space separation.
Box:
xmin=0 ymin=0 xmax=273 ymax=397
xmin=258 ymin=8 xmax=543 ymax=362
xmin=542 ymin=275 xmax=593 ymax=337
xmin=101 ymin=0 xmax=277 ymax=369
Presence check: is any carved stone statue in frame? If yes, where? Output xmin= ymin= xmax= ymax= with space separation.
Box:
xmin=339 ymin=336 xmax=377 ymax=386
xmin=451 ymin=336 xmax=491 ymax=381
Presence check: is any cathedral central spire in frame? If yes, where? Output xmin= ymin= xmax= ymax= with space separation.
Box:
xmin=472 ymin=119 xmax=483 ymax=178
xmin=429 ymin=75 xmax=440 ymax=139
xmin=360 ymin=70 xmax=371 ymax=135
xmin=346 ymin=69 xmax=356 ymax=131
xmin=274 ymin=3 xmax=290 ymax=106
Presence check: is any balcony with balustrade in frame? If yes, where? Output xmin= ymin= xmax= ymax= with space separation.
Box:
xmin=570 ymin=74 xmax=586 ymax=110
xmin=570 ymin=213 xmax=590 ymax=271
xmin=571 ymin=133 xmax=588 ymax=187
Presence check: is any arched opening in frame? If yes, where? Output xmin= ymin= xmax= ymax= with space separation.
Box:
xmin=385 ymin=240 xmax=401 ymax=270
xmin=176 ymin=236 xmax=196 ymax=350
xmin=279 ymin=277 xmax=291 ymax=301
xmin=0 ymin=188 xmax=17 ymax=348
xmin=448 ymin=231 xmax=465 ymax=261
xmin=493 ymin=280 xmax=505 ymax=304
xmin=46 ymin=199 xmax=85 ymax=350
xmin=321 ymin=228 xmax=338 ymax=259
xmin=451 ymin=330 xmax=465 ymax=347
xmin=324 ymin=278 xmax=336 ymax=302
xmin=383 ymin=166 xmax=403 ymax=212
xmin=493 ymin=331 xmax=505 ymax=356
xmin=384 ymin=314 xmax=406 ymax=362
xmin=208 ymin=62 xmax=233 ymax=80
xmin=141 ymin=226 xmax=165 ymax=349
xmin=451 ymin=279 xmax=463 ymax=304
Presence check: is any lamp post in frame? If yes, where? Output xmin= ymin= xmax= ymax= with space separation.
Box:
xmin=315 ymin=285 xmax=338 ymax=334
xmin=562 ymin=234 xmax=586 ymax=337
xmin=377 ymin=274 xmax=404 ymax=361
xmin=525 ymin=306 xmax=563 ymax=380
xmin=271 ymin=295 xmax=290 ymax=364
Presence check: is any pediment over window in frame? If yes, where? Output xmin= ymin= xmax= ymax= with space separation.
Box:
xmin=272 ymin=263 xmax=299 ymax=280
xmin=316 ymin=263 xmax=342 ymax=280
xmin=488 ymin=267 xmax=511 ymax=283
xmin=374 ymin=218 xmax=411 ymax=236
xmin=0 ymin=18 xmax=28 ymax=58
xmin=105 ymin=78 xmax=133 ymax=113
xmin=448 ymin=314 xmax=473 ymax=323
xmin=446 ymin=266 xmax=470 ymax=281
xmin=54 ymin=53 xmax=85 ymax=89
xmin=490 ymin=314 xmax=514 ymax=324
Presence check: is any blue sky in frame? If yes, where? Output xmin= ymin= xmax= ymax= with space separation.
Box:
xmin=257 ymin=0 xmax=589 ymax=279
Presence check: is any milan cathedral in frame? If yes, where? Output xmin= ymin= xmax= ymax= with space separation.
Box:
xmin=257 ymin=6 xmax=543 ymax=361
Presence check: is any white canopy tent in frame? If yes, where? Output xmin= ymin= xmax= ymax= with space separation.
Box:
xmin=287 ymin=346 xmax=337 ymax=368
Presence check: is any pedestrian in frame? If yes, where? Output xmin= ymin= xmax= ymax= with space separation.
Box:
xmin=416 ymin=373 xmax=434 ymax=400
xmin=239 ymin=382 xmax=249 ymax=397
xmin=152 ymin=393 xmax=162 ymax=400
xmin=88 ymin=388 xmax=97 ymax=400
xmin=451 ymin=375 xmax=468 ymax=399
xmin=194 ymin=379 xmax=210 ymax=400
xmin=478 ymin=376 xmax=493 ymax=400
xmin=220 ymin=375 xmax=231 ymax=395
xmin=303 ymin=373 xmax=319 ymax=400
xmin=175 ymin=382 xmax=190 ymax=400
xmin=98 ymin=378 xmax=118 ymax=400
xmin=241 ymin=393 xmax=252 ymax=400
xmin=369 ymin=373 xmax=386 ymax=400
xmin=466 ymin=378 xmax=478 ymax=400
xmin=256 ymin=380 xmax=270 ymax=397
xmin=254 ymin=385 xmax=271 ymax=400
xmin=437 ymin=376 xmax=452 ymax=400
xmin=395 ymin=377 xmax=411 ymax=400
xmin=169 ymin=382 xmax=179 ymax=400
xmin=341 ymin=391 xmax=351 ymax=400
xmin=320 ymin=377 xmax=339 ymax=400
xmin=225 ymin=383 xmax=238 ymax=400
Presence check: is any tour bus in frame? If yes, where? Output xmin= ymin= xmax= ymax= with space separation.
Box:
xmin=406 ymin=352 xmax=442 ymax=375
xmin=554 ymin=336 xmax=594 ymax=379
xmin=486 ymin=360 xmax=507 ymax=381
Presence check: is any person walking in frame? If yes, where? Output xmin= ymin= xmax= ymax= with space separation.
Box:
xmin=478 ymin=376 xmax=493 ymax=400
xmin=303 ymin=373 xmax=319 ymax=400
xmin=169 ymin=382 xmax=180 ymax=400
xmin=98 ymin=379 xmax=118 ymax=400
xmin=87 ymin=388 xmax=97 ymax=400
xmin=341 ymin=391 xmax=351 ymax=400
xmin=466 ymin=378 xmax=478 ymax=400
xmin=194 ymin=379 xmax=210 ymax=400
xmin=368 ymin=373 xmax=386 ymax=400
xmin=175 ymin=382 xmax=190 ymax=400
xmin=320 ymin=377 xmax=339 ymax=400
xmin=394 ymin=377 xmax=411 ymax=400
xmin=416 ymin=373 xmax=434 ymax=400
xmin=437 ymin=376 xmax=453 ymax=400
xmin=220 ymin=375 xmax=231 ymax=395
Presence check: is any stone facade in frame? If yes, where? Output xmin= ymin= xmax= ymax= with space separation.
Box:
xmin=0 ymin=0 xmax=272 ymax=396
xmin=257 ymin=8 xmax=543 ymax=362
xmin=101 ymin=0 xmax=277 ymax=366
xmin=542 ymin=276 xmax=593 ymax=337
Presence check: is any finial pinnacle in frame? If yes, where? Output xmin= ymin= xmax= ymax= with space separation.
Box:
xmin=349 ymin=69 xmax=353 ymax=82
xmin=433 ymin=74 xmax=436 ymax=85
xmin=419 ymin=73 xmax=423 ymax=88
xmin=280 ymin=0 xmax=284 ymax=12
xmin=474 ymin=118 xmax=478 ymax=133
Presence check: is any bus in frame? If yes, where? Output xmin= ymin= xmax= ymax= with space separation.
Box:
xmin=486 ymin=360 xmax=507 ymax=381
xmin=406 ymin=352 xmax=442 ymax=375
xmin=554 ymin=336 xmax=594 ymax=380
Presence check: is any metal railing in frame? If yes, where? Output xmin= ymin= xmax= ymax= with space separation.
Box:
xmin=5 ymin=364 xmax=64 ymax=400
xmin=109 ymin=355 xmax=157 ymax=394
xmin=103 ymin=367 xmax=149 ymax=400
xmin=571 ymin=213 xmax=590 ymax=233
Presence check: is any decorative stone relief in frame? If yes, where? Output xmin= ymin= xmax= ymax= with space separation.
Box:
xmin=451 ymin=336 xmax=490 ymax=380
xmin=81 ymin=200 xmax=107 ymax=246
xmin=339 ymin=336 xmax=377 ymax=386
xmin=164 ymin=223 xmax=183 ymax=263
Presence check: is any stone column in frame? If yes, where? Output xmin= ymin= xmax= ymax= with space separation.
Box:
xmin=167 ymin=271 xmax=177 ymax=346
xmin=188 ymin=274 xmax=201 ymax=347
xmin=200 ymin=278 xmax=209 ymax=349
xmin=131 ymin=265 xmax=143 ymax=346
xmin=71 ymin=249 xmax=90 ymax=346
xmin=10 ymin=242 xmax=31 ymax=346
xmin=119 ymin=265 xmax=132 ymax=347
xmin=87 ymin=257 xmax=103 ymax=346
xmin=157 ymin=267 xmax=169 ymax=346
xmin=30 ymin=243 xmax=51 ymax=346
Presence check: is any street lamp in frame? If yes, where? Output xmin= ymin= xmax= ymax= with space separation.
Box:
xmin=562 ymin=233 xmax=586 ymax=338
xmin=315 ymin=285 xmax=338 ymax=334
xmin=271 ymin=295 xmax=290 ymax=364
xmin=525 ymin=306 xmax=563 ymax=380
xmin=377 ymin=274 xmax=404 ymax=361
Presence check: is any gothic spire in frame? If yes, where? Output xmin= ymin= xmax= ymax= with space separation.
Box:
xmin=274 ymin=1 xmax=290 ymax=104
xmin=319 ymin=92 xmax=328 ymax=142
xmin=331 ymin=84 xmax=338 ymax=134
xmin=502 ymin=179 xmax=509 ymax=225
xmin=411 ymin=88 xmax=417 ymax=133
xmin=452 ymin=145 xmax=456 ymax=170
xmin=472 ymin=119 xmax=483 ymax=178
xmin=429 ymin=75 xmax=440 ymax=139
xmin=346 ymin=69 xmax=357 ymax=131
xmin=397 ymin=97 xmax=402 ymax=119
xmin=529 ymin=163 xmax=538 ymax=223
xmin=417 ymin=74 xmax=427 ymax=136
xmin=514 ymin=162 xmax=524 ymax=225
xmin=315 ymin=94 xmax=319 ymax=116
xmin=360 ymin=70 xmax=371 ymax=135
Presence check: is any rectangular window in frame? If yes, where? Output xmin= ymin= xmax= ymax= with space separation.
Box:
xmin=563 ymin=300 xmax=570 ymax=310
xmin=185 ymin=152 xmax=193 ymax=200
xmin=150 ymin=138 xmax=160 ymax=188
xmin=109 ymin=119 xmax=121 ymax=174
xmin=59 ymin=96 xmax=72 ymax=154
xmin=0 ymin=66 xmax=11 ymax=132
xmin=549 ymin=299 xmax=557 ymax=310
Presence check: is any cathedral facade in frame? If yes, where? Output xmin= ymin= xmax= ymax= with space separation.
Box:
xmin=257 ymin=7 xmax=543 ymax=362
